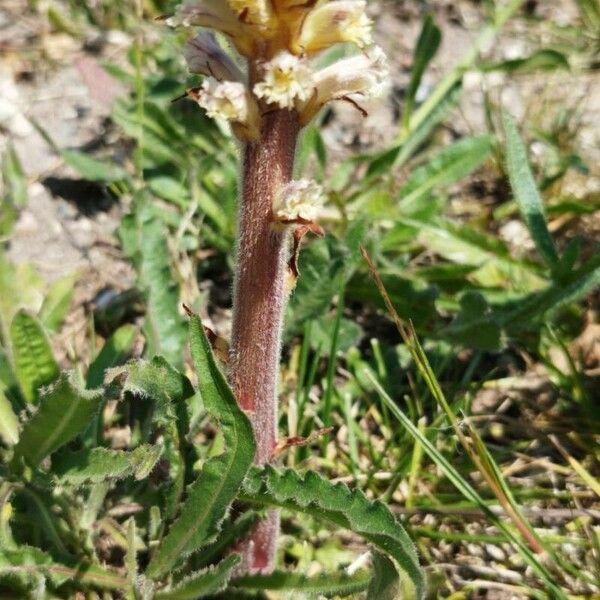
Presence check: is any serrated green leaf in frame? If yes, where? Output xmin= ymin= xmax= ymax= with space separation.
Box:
xmin=146 ymin=316 xmax=255 ymax=579
xmin=0 ymin=254 xmax=45 ymax=348
xmin=119 ymin=356 xmax=194 ymax=518
xmin=139 ymin=212 xmax=186 ymax=366
xmin=0 ymin=388 xmax=19 ymax=446
xmin=240 ymin=466 xmax=425 ymax=599
xmin=52 ymin=445 xmax=162 ymax=484
xmin=154 ymin=555 xmax=241 ymax=599
xmin=38 ymin=274 xmax=76 ymax=333
xmin=13 ymin=373 xmax=103 ymax=468
xmin=503 ymin=112 xmax=559 ymax=271
xmin=120 ymin=356 xmax=193 ymax=429
xmin=234 ymin=569 xmax=371 ymax=597
xmin=366 ymin=552 xmax=401 ymax=600
xmin=0 ymin=546 xmax=68 ymax=589
xmin=10 ymin=310 xmax=59 ymax=404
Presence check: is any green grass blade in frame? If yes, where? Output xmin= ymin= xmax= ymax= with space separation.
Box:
xmin=405 ymin=0 xmax=525 ymax=141
xmin=322 ymin=285 xmax=345 ymax=428
xmin=403 ymin=14 xmax=442 ymax=132
xmin=365 ymin=372 xmax=567 ymax=599
xmin=503 ymin=112 xmax=559 ymax=271
xmin=241 ymin=466 xmax=425 ymax=599
xmin=10 ymin=310 xmax=59 ymax=405
xmin=145 ymin=316 xmax=255 ymax=579
xmin=13 ymin=373 xmax=103 ymax=468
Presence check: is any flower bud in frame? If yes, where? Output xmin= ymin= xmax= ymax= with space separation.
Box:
xmin=295 ymin=1 xmax=372 ymax=54
xmin=273 ymin=179 xmax=324 ymax=223
xmin=184 ymin=32 xmax=244 ymax=82
xmin=253 ymin=52 xmax=315 ymax=110
xmin=189 ymin=78 xmax=261 ymax=140
xmin=299 ymin=45 xmax=389 ymax=123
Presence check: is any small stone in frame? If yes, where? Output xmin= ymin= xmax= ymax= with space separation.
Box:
xmin=466 ymin=543 xmax=484 ymax=558
xmin=485 ymin=544 xmax=506 ymax=562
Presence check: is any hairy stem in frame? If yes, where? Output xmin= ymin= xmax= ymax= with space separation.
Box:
xmin=230 ymin=109 xmax=300 ymax=573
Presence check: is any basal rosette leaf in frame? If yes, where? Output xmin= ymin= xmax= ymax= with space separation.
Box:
xmin=145 ymin=316 xmax=255 ymax=579
xmin=241 ymin=465 xmax=425 ymax=599
xmin=0 ymin=546 xmax=126 ymax=591
xmin=233 ymin=569 xmax=371 ymax=597
xmin=154 ymin=554 xmax=241 ymax=599
xmin=10 ymin=310 xmax=59 ymax=405
xmin=117 ymin=356 xmax=194 ymax=519
xmin=12 ymin=372 xmax=103 ymax=468
xmin=52 ymin=445 xmax=163 ymax=485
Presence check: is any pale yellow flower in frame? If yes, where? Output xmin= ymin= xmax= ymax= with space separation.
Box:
xmin=295 ymin=1 xmax=372 ymax=54
xmin=190 ymin=77 xmax=261 ymax=139
xmin=299 ymin=45 xmax=389 ymax=122
xmin=273 ymin=180 xmax=324 ymax=222
xmin=253 ymin=52 xmax=314 ymax=110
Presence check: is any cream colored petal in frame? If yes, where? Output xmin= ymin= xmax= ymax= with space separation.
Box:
xmin=296 ymin=1 xmax=372 ymax=54
xmin=253 ymin=52 xmax=315 ymax=109
xmin=273 ymin=180 xmax=324 ymax=222
xmin=298 ymin=46 xmax=388 ymax=122
xmin=190 ymin=78 xmax=261 ymax=140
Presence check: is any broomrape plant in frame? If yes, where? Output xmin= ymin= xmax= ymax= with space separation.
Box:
xmin=0 ymin=0 xmax=425 ymax=598
xmin=166 ymin=0 xmax=390 ymax=575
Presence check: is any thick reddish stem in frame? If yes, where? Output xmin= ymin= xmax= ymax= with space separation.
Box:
xmin=229 ymin=109 xmax=300 ymax=573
